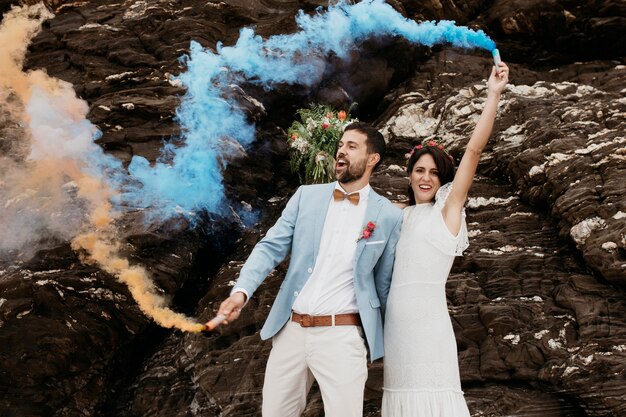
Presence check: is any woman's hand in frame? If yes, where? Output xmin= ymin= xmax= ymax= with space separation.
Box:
xmin=488 ymin=62 xmax=509 ymax=95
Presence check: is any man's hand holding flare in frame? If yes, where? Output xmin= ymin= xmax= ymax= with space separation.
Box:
xmin=204 ymin=291 xmax=246 ymax=330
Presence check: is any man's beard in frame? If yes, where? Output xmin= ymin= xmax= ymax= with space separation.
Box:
xmin=336 ymin=158 xmax=367 ymax=184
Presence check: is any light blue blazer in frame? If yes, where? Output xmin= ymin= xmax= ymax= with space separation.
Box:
xmin=235 ymin=182 xmax=403 ymax=361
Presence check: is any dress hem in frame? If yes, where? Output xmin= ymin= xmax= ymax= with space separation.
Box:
xmin=383 ymin=387 xmax=464 ymax=394
xmin=381 ymin=389 xmax=471 ymax=417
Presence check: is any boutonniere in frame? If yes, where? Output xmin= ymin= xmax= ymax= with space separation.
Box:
xmin=357 ymin=221 xmax=376 ymax=242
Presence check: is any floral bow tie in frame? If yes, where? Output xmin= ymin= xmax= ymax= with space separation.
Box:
xmin=333 ymin=189 xmax=360 ymax=205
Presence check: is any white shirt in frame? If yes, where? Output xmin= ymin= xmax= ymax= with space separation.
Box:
xmin=291 ymin=183 xmax=370 ymax=315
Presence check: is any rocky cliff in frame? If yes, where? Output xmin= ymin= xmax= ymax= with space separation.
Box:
xmin=0 ymin=1 xmax=624 ymax=416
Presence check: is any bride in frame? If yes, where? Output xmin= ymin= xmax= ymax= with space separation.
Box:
xmin=382 ymin=62 xmax=510 ymax=416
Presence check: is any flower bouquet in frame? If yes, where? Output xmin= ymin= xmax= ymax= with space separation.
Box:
xmin=287 ymin=104 xmax=356 ymax=184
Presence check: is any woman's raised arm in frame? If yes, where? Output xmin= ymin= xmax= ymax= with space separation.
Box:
xmin=442 ymin=62 xmax=509 ymax=234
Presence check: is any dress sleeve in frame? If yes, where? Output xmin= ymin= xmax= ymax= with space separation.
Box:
xmin=427 ymin=182 xmax=470 ymax=256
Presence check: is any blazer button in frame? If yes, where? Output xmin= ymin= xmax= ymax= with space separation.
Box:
xmin=307 ymin=268 xmax=313 ymax=273
xmin=293 ymin=291 xmax=299 ymax=297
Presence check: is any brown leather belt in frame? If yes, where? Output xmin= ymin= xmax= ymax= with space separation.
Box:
xmin=291 ymin=312 xmax=361 ymax=327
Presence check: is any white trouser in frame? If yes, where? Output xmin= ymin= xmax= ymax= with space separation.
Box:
xmin=262 ymin=320 xmax=368 ymax=417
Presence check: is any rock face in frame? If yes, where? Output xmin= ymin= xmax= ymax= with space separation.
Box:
xmin=0 ymin=1 xmax=625 ymax=417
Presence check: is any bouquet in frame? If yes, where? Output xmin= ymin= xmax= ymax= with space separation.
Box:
xmin=287 ymin=104 xmax=356 ymax=184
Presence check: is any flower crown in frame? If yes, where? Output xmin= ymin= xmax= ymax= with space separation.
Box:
xmin=408 ymin=137 xmax=454 ymax=161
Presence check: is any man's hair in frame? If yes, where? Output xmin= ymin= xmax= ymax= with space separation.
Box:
xmin=344 ymin=122 xmax=386 ymax=170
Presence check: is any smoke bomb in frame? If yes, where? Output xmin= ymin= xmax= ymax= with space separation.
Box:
xmin=492 ymin=48 xmax=502 ymax=71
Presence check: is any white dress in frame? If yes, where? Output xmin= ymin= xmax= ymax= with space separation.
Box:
xmin=382 ymin=183 xmax=470 ymax=417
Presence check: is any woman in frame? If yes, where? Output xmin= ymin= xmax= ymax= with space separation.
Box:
xmin=381 ymin=62 xmax=509 ymax=416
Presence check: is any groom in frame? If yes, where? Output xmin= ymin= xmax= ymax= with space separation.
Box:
xmin=214 ymin=122 xmax=402 ymax=417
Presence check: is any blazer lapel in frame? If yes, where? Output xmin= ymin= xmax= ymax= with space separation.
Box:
xmin=313 ymin=183 xmax=336 ymax=261
xmin=353 ymin=189 xmax=384 ymax=268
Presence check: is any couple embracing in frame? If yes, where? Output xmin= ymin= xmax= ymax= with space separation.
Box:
xmin=213 ymin=63 xmax=509 ymax=416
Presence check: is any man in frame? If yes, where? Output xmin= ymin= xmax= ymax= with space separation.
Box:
xmin=213 ymin=122 xmax=403 ymax=417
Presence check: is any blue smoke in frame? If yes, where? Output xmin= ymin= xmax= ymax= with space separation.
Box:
xmin=125 ymin=0 xmax=496 ymax=222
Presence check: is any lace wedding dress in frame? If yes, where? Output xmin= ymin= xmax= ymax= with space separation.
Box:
xmin=382 ymin=183 xmax=470 ymax=417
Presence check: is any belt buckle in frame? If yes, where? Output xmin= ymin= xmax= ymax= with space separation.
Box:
xmin=301 ymin=315 xmax=312 ymax=327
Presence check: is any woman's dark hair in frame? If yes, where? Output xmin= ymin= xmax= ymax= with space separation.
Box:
xmin=406 ymin=145 xmax=456 ymax=205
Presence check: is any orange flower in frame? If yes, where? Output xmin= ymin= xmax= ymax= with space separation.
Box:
xmin=337 ymin=110 xmax=347 ymax=121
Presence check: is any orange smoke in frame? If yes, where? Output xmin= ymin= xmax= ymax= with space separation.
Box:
xmin=0 ymin=3 xmax=204 ymax=333
xmin=71 ymin=232 xmax=205 ymax=332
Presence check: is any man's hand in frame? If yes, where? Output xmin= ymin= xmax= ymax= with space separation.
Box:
xmin=211 ymin=291 xmax=246 ymax=326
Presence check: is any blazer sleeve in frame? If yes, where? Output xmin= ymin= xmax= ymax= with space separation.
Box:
xmin=373 ymin=209 xmax=403 ymax=317
xmin=235 ymin=186 xmax=303 ymax=298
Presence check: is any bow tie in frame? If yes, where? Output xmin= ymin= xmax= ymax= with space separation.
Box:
xmin=333 ymin=189 xmax=360 ymax=205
